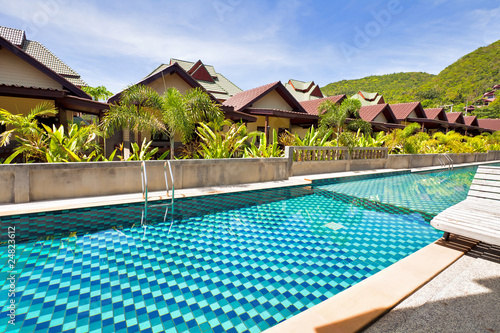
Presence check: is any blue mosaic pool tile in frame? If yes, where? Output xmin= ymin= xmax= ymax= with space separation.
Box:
xmin=0 ymin=170 xmax=456 ymax=332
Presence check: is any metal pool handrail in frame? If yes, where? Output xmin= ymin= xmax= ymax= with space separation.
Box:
xmin=437 ymin=153 xmax=454 ymax=170
xmin=141 ymin=161 xmax=148 ymax=204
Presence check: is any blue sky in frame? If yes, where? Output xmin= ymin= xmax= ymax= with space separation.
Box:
xmin=1 ymin=0 xmax=500 ymax=95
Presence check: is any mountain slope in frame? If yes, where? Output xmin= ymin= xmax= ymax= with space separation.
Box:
xmin=321 ymin=40 xmax=500 ymax=107
xmin=321 ymin=72 xmax=435 ymax=104
xmin=419 ymin=40 xmax=500 ymax=104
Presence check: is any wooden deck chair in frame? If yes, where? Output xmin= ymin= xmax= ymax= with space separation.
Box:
xmin=431 ymin=165 xmax=500 ymax=246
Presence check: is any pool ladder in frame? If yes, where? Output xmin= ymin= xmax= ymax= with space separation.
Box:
xmin=437 ymin=153 xmax=454 ymax=170
xmin=140 ymin=161 xmax=175 ymax=228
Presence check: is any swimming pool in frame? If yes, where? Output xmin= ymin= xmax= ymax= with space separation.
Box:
xmin=0 ymin=167 xmax=474 ymax=333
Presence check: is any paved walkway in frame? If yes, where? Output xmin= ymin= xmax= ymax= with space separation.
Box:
xmin=364 ymin=242 xmax=500 ymax=333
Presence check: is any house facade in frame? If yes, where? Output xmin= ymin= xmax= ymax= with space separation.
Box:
xmin=222 ymin=81 xmax=318 ymax=140
xmin=0 ymin=32 xmax=109 ymax=161
xmin=109 ymin=62 xmax=255 ymax=156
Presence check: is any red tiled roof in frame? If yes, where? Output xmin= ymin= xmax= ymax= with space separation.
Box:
xmin=463 ymin=116 xmax=478 ymax=126
xmin=359 ymin=104 xmax=388 ymax=122
xmin=446 ymin=112 xmax=464 ymax=124
xmin=424 ymin=108 xmax=444 ymax=120
xmin=299 ymin=95 xmax=346 ymax=115
xmin=478 ymin=119 xmax=500 ymax=131
xmin=390 ymin=102 xmax=422 ymax=120
xmin=222 ymin=82 xmax=280 ymax=111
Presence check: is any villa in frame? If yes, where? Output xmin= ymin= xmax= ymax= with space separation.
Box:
xmin=0 ymin=28 xmax=109 ymax=160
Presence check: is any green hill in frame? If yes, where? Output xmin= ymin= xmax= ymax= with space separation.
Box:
xmin=419 ymin=40 xmax=500 ymax=105
xmin=321 ymin=40 xmax=500 ymax=108
xmin=321 ymin=72 xmax=434 ymax=104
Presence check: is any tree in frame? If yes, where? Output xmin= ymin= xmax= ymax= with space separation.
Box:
xmin=82 ymin=85 xmax=113 ymax=101
xmin=318 ymin=98 xmax=370 ymax=146
xmin=101 ymin=85 xmax=223 ymax=159
xmin=162 ymin=87 xmax=223 ymax=158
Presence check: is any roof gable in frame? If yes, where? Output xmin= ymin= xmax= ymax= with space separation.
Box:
xmin=464 ymin=116 xmax=479 ymax=127
xmin=390 ymin=102 xmax=425 ymax=120
xmin=1 ymin=26 xmax=86 ymax=87
xmin=446 ymin=112 xmax=465 ymax=124
xmin=424 ymin=108 xmax=447 ymax=121
xmin=360 ymin=104 xmax=397 ymax=123
xmin=188 ymin=60 xmax=215 ymax=83
xmin=108 ymin=62 xmax=203 ymax=103
xmin=0 ymin=35 xmax=89 ymax=99
xmin=299 ymin=95 xmax=346 ymax=115
xmin=223 ymin=81 xmax=307 ymax=113
xmin=310 ymin=85 xmax=323 ymax=98
xmin=351 ymin=91 xmax=385 ymax=106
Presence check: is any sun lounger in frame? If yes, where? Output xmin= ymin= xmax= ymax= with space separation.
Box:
xmin=430 ymin=165 xmax=500 ymax=246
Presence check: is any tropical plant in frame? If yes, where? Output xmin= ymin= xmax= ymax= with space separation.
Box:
xmin=278 ymin=130 xmax=296 ymax=146
xmin=355 ymin=130 xmax=385 ymax=147
xmin=318 ymin=98 xmax=366 ymax=146
xmin=244 ymin=129 xmax=283 ymax=158
xmin=197 ymin=120 xmax=248 ymax=159
xmin=383 ymin=123 xmax=421 ymax=154
xmin=118 ymin=138 xmax=169 ymax=161
xmin=42 ymin=123 xmax=103 ymax=162
xmin=102 ymin=85 xmax=222 ymax=159
xmin=178 ymin=141 xmax=201 ymax=159
xmin=0 ymin=103 xmax=57 ymax=152
xmin=82 ymin=85 xmax=113 ymax=101
xmin=293 ymin=127 xmax=334 ymax=146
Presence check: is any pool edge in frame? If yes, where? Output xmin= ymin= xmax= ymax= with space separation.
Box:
xmin=263 ymin=234 xmax=478 ymax=333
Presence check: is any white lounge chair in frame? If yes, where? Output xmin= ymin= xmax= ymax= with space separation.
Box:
xmin=431 ymin=165 xmax=500 ymax=246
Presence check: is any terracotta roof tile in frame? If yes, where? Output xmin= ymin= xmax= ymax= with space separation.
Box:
xmin=446 ymin=112 xmax=464 ymax=124
xmin=390 ymin=102 xmax=422 ymax=120
xmin=463 ymin=116 xmax=478 ymax=126
xmin=299 ymin=95 xmax=346 ymax=115
xmin=424 ymin=108 xmax=444 ymax=120
xmin=222 ymin=82 xmax=280 ymax=111
xmin=478 ymin=119 xmax=500 ymax=131
xmin=359 ymin=104 xmax=389 ymax=122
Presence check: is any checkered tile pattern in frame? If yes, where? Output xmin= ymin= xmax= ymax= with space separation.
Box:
xmin=0 ymin=185 xmax=442 ymax=333
xmin=315 ymin=167 xmax=477 ymax=216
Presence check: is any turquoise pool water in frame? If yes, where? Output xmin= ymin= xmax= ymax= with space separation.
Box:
xmin=0 ymin=167 xmax=474 ymax=333
xmin=315 ymin=166 xmax=477 ymax=217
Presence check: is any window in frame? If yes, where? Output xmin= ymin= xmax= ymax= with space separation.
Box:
xmin=152 ymin=132 xmax=169 ymax=141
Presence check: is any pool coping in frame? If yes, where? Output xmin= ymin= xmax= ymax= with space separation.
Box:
xmin=263 ymin=234 xmax=478 ymax=333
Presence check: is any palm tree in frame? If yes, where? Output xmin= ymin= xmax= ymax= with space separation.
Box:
xmin=318 ymin=98 xmax=369 ymax=146
xmin=101 ymin=85 xmax=223 ymax=159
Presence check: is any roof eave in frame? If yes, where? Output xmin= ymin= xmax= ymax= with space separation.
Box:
xmin=0 ymin=35 xmax=90 ymax=100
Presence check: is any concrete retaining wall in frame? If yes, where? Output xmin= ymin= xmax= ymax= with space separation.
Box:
xmin=1 ymin=150 xmax=499 ymax=204
xmin=0 ymin=158 xmax=288 ymax=204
